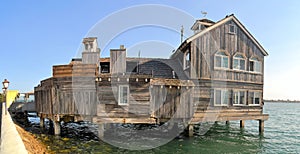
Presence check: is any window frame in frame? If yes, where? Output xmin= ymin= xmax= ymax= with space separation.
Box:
xmin=184 ymin=51 xmax=191 ymax=70
xmin=233 ymin=53 xmax=246 ymax=71
xmin=248 ymin=91 xmax=261 ymax=106
xmin=214 ymin=89 xmax=229 ymax=106
xmin=249 ymin=57 xmax=262 ymax=73
xmin=233 ymin=90 xmax=246 ymax=106
xmin=229 ymin=24 xmax=236 ymax=34
xmin=214 ymin=51 xmax=229 ymax=70
xmin=118 ymin=85 xmax=129 ymax=105
xmin=100 ymin=62 xmax=110 ymax=73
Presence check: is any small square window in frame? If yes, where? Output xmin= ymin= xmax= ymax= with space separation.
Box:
xmin=229 ymin=24 xmax=236 ymax=34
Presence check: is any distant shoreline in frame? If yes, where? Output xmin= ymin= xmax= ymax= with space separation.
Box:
xmin=264 ymin=100 xmax=300 ymax=103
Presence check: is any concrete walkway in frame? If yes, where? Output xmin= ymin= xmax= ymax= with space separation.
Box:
xmin=0 ymin=103 xmax=28 ymax=154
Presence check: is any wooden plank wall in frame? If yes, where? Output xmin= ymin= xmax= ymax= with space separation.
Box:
xmin=35 ymin=63 xmax=99 ymax=117
xmin=150 ymin=86 xmax=194 ymax=119
xmin=96 ymin=78 xmax=151 ymax=119
xmin=53 ymin=64 xmax=98 ymax=77
xmin=188 ymin=19 xmax=265 ymax=83
xmin=110 ymin=50 xmax=126 ymax=74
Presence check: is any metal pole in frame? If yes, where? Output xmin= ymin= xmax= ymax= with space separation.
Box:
xmin=4 ymin=91 xmax=7 ymax=115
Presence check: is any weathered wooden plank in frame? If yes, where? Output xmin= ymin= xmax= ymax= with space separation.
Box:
xmin=190 ymin=114 xmax=269 ymax=124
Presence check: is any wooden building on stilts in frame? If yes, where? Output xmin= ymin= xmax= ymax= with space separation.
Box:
xmin=35 ymin=14 xmax=269 ymax=136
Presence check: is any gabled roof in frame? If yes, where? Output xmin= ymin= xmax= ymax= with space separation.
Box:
xmin=187 ymin=14 xmax=268 ymax=56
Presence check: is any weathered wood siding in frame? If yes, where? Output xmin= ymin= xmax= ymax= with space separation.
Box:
xmin=35 ymin=63 xmax=99 ymax=118
xmin=150 ymin=86 xmax=194 ymax=119
xmin=110 ymin=50 xmax=126 ymax=74
xmin=96 ymin=77 xmax=151 ymax=119
xmin=184 ymin=19 xmax=265 ymax=83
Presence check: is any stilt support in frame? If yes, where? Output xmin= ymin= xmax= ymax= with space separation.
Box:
xmin=188 ymin=124 xmax=194 ymax=137
xmin=226 ymin=121 xmax=230 ymax=125
xmin=98 ymin=124 xmax=105 ymax=138
xmin=40 ymin=118 xmax=45 ymax=128
xmin=53 ymin=121 xmax=61 ymax=135
xmin=259 ymin=120 xmax=264 ymax=133
xmin=240 ymin=120 xmax=245 ymax=128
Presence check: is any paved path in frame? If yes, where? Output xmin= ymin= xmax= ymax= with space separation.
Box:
xmin=0 ymin=103 xmax=28 ymax=154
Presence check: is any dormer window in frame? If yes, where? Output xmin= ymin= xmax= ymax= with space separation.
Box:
xmin=214 ymin=51 xmax=229 ymax=69
xmin=184 ymin=51 xmax=190 ymax=69
xmin=229 ymin=24 xmax=236 ymax=34
xmin=249 ymin=57 xmax=262 ymax=73
xmin=233 ymin=53 xmax=246 ymax=71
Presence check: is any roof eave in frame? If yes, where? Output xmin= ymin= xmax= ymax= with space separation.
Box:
xmin=186 ymin=15 xmax=269 ymax=56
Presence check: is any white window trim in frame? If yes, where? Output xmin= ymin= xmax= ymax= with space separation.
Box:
xmin=233 ymin=55 xmax=246 ymax=71
xmin=233 ymin=90 xmax=246 ymax=106
xmin=229 ymin=24 xmax=236 ymax=34
xmin=118 ymin=85 xmax=129 ymax=105
xmin=214 ymin=89 xmax=229 ymax=106
xmin=184 ymin=51 xmax=191 ymax=70
xmin=214 ymin=51 xmax=230 ymax=70
xmin=249 ymin=58 xmax=262 ymax=74
xmin=248 ymin=91 xmax=261 ymax=106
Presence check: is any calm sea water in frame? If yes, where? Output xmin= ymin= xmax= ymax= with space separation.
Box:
xmin=36 ymin=102 xmax=300 ymax=153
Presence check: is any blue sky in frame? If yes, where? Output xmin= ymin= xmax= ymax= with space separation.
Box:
xmin=1 ymin=1 xmax=300 ymax=100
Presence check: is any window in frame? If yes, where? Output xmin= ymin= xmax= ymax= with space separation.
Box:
xmin=118 ymin=85 xmax=129 ymax=105
xmin=214 ymin=51 xmax=229 ymax=69
xmin=214 ymin=89 xmax=229 ymax=106
xmin=229 ymin=24 xmax=236 ymax=34
xmin=100 ymin=62 xmax=110 ymax=73
xmin=233 ymin=54 xmax=246 ymax=71
xmin=184 ymin=51 xmax=190 ymax=69
xmin=249 ymin=58 xmax=262 ymax=73
xmin=233 ymin=91 xmax=246 ymax=105
xmin=249 ymin=91 xmax=261 ymax=106
xmin=85 ymin=44 xmax=89 ymax=50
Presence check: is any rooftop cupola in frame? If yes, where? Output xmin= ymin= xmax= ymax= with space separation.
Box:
xmin=191 ymin=18 xmax=215 ymax=34
xmin=82 ymin=37 xmax=100 ymax=64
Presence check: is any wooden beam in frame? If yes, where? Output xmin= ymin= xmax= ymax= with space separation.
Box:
xmin=190 ymin=114 xmax=269 ymax=124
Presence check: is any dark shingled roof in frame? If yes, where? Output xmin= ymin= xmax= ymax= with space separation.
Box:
xmin=196 ymin=18 xmax=215 ymax=24
xmin=126 ymin=58 xmax=188 ymax=80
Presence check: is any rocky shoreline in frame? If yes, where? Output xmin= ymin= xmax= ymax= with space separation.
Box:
xmin=15 ymin=124 xmax=49 ymax=154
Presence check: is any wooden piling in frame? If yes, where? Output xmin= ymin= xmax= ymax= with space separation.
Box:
xmin=40 ymin=117 xmax=45 ymax=128
xmin=259 ymin=120 xmax=264 ymax=133
xmin=53 ymin=121 xmax=61 ymax=135
xmin=188 ymin=124 xmax=194 ymax=137
xmin=98 ymin=124 xmax=104 ymax=138
xmin=240 ymin=120 xmax=245 ymax=128
xmin=226 ymin=121 xmax=230 ymax=125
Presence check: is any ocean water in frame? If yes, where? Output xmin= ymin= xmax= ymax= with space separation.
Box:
xmin=35 ymin=102 xmax=300 ymax=153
